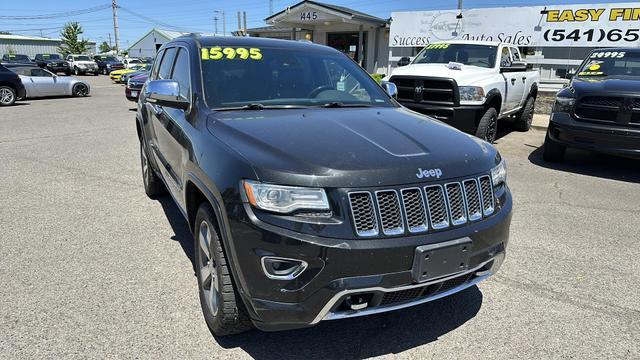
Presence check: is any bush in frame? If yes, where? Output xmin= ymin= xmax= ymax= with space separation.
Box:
xmin=370 ymin=73 xmax=384 ymax=83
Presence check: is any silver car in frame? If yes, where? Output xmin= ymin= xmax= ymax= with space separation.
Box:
xmin=9 ymin=66 xmax=90 ymax=98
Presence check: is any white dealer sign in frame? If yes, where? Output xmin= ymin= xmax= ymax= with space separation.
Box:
xmin=390 ymin=3 xmax=640 ymax=47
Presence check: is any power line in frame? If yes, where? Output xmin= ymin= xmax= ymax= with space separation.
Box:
xmin=0 ymin=4 xmax=111 ymax=20
xmin=117 ymin=5 xmax=188 ymax=32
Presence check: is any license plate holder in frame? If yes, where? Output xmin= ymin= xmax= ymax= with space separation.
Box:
xmin=412 ymin=238 xmax=472 ymax=283
xmin=131 ymin=91 xmax=138 ymax=97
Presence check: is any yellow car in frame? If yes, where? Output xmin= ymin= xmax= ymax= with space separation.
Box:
xmin=109 ymin=64 xmax=149 ymax=82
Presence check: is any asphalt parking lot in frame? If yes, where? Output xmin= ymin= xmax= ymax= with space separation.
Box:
xmin=1 ymin=75 xmax=638 ymax=359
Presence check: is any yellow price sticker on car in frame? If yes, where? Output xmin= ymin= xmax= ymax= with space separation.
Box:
xmin=201 ymin=47 xmax=263 ymax=61
xmin=578 ymin=71 xmax=604 ymax=76
xmin=427 ymin=43 xmax=449 ymax=49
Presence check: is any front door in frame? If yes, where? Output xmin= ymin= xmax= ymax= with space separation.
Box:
xmin=327 ymin=32 xmax=367 ymax=69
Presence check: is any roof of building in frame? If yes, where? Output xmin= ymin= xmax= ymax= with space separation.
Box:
xmin=0 ymin=33 xmax=95 ymax=43
xmin=127 ymin=28 xmax=217 ymax=51
xmin=266 ymin=0 xmax=388 ymax=24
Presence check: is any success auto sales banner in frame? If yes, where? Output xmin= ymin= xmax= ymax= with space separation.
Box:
xmin=389 ymin=3 xmax=640 ymax=47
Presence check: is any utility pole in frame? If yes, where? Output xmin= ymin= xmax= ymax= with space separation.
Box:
xmin=108 ymin=33 xmax=112 ymax=48
xmin=112 ymin=0 xmax=120 ymax=53
xmin=269 ymin=0 xmax=273 ymax=15
xmin=237 ymin=12 xmax=242 ymax=35
xmin=243 ymin=11 xmax=247 ymax=35
xmin=214 ymin=16 xmax=219 ymax=35
xmin=214 ymin=10 xmax=226 ymax=35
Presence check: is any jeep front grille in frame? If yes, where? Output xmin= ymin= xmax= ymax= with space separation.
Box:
xmin=348 ymin=175 xmax=495 ymax=237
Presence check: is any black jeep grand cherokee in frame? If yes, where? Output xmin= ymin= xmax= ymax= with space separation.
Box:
xmin=544 ymin=48 xmax=640 ymax=161
xmin=136 ymin=36 xmax=511 ymax=335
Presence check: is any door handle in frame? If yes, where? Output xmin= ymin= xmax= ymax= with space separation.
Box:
xmin=511 ymin=78 xmax=516 ymax=85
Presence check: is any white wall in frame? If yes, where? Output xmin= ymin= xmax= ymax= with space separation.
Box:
xmin=127 ymin=30 xmax=169 ymax=58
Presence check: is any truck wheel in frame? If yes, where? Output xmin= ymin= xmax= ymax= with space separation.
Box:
xmin=514 ymin=96 xmax=535 ymax=132
xmin=74 ymin=67 xmax=80 ymax=76
xmin=475 ymin=107 xmax=498 ymax=143
xmin=0 ymin=86 xmax=16 ymax=106
xmin=195 ymin=203 xmax=254 ymax=336
xmin=543 ymin=131 xmax=566 ymax=162
xmin=139 ymin=141 xmax=166 ymax=197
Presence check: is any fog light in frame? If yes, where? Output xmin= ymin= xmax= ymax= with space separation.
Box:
xmin=261 ymin=257 xmax=308 ymax=280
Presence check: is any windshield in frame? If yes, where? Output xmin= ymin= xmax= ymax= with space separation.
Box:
xmin=41 ymin=54 xmax=61 ymax=60
xmin=412 ymin=44 xmax=497 ymax=68
xmin=74 ymin=55 xmax=91 ymax=61
xmin=8 ymin=54 xmax=30 ymax=61
xmin=130 ymin=64 xmax=147 ymax=71
xmin=200 ymin=46 xmax=393 ymax=109
xmin=577 ymin=51 xmax=640 ymax=78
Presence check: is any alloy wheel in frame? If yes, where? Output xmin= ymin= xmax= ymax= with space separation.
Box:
xmin=74 ymin=84 xmax=87 ymax=97
xmin=0 ymin=88 xmax=14 ymax=105
xmin=486 ymin=114 xmax=497 ymax=143
xmin=198 ymin=221 xmax=219 ymax=316
xmin=140 ymin=142 xmax=149 ymax=187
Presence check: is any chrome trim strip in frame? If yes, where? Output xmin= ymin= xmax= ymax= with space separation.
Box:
xmin=400 ymin=187 xmax=428 ymax=233
xmin=260 ymin=256 xmax=309 ymax=280
xmin=479 ymin=175 xmax=495 ymax=216
xmin=310 ymin=257 xmax=496 ymax=324
xmin=424 ymin=184 xmax=450 ymax=230
xmin=444 ymin=182 xmax=467 ymax=226
xmin=462 ymin=179 xmax=482 ymax=221
xmin=348 ymin=191 xmax=379 ymax=237
xmin=374 ymin=189 xmax=405 ymax=236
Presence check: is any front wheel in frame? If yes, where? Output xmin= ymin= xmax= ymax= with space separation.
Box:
xmin=0 ymin=86 xmax=17 ymax=106
xmin=74 ymin=67 xmax=80 ymax=76
xmin=475 ymin=107 xmax=498 ymax=143
xmin=543 ymin=131 xmax=566 ymax=162
xmin=195 ymin=203 xmax=253 ymax=336
xmin=514 ymin=96 xmax=535 ymax=132
xmin=103 ymin=68 xmax=108 ymax=75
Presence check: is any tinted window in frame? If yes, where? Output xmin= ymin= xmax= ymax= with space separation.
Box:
xmin=31 ymin=68 xmax=53 ymax=77
xmin=158 ymin=48 xmax=176 ymax=80
xmin=171 ymin=48 xmax=191 ymax=100
xmin=577 ymin=51 xmax=640 ymax=78
xmin=74 ymin=55 xmax=91 ymax=61
xmin=200 ymin=46 xmax=392 ymax=109
xmin=151 ymin=50 xmax=164 ymax=80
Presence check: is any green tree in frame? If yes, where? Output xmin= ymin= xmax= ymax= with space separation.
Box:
xmin=99 ymin=41 xmax=113 ymax=53
xmin=58 ymin=22 xmax=89 ymax=56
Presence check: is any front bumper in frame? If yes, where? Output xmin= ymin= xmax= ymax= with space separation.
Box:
xmin=399 ymin=102 xmax=485 ymax=134
xmin=125 ymin=87 xmax=141 ymax=101
xmin=548 ymin=112 xmax=640 ymax=159
xmin=227 ymin=187 xmax=512 ymax=331
xmin=15 ymin=83 xmax=26 ymax=100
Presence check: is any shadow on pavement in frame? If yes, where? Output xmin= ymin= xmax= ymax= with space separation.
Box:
xmin=528 ymin=146 xmax=640 ymax=184
xmin=157 ymin=195 xmax=196 ymax=271
xmin=216 ymin=287 xmax=482 ymax=359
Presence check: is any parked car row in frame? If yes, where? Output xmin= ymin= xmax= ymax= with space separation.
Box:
xmin=1 ymin=53 xmax=151 ymax=77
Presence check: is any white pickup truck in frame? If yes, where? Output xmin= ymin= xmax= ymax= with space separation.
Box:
xmin=384 ymin=41 xmax=540 ymax=142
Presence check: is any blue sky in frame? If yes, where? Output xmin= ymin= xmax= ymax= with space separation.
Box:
xmin=1 ymin=0 xmax=634 ymax=48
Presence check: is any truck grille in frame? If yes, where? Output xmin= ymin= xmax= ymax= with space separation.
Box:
xmin=574 ymin=96 xmax=640 ymax=127
xmin=348 ymin=175 xmax=495 ymax=237
xmin=389 ymin=76 xmax=458 ymax=106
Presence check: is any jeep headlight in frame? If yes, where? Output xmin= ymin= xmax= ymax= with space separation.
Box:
xmin=553 ymin=96 xmax=575 ymax=113
xmin=491 ymin=156 xmax=507 ymax=186
xmin=459 ymin=86 xmax=486 ymax=103
xmin=243 ymin=180 xmax=329 ymax=214
xmin=106 ymin=64 xmax=112 ymax=68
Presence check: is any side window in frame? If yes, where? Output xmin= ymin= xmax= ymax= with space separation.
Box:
xmin=170 ymin=48 xmax=191 ymax=100
xmin=158 ymin=48 xmax=176 ymax=80
xmin=151 ymin=50 xmax=164 ymax=80
xmin=510 ymin=47 xmax=521 ymax=62
xmin=31 ymin=68 xmax=52 ymax=77
xmin=500 ymin=47 xmax=512 ymax=67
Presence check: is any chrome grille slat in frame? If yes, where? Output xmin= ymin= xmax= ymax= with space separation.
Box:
xmin=347 ymin=175 xmax=496 ymax=237
xmin=463 ymin=179 xmax=482 ymax=221
xmin=348 ymin=192 xmax=378 ymax=237
xmin=375 ymin=190 xmax=404 ymax=235
xmin=444 ymin=182 xmax=467 ymax=226
xmin=424 ymin=185 xmax=450 ymax=230
xmin=400 ymin=188 xmax=428 ymax=233
xmin=479 ymin=176 xmax=495 ymax=216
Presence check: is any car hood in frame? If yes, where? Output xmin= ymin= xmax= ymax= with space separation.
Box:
xmin=571 ymin=76 xmax=640 ymax=95
xmin=386 ymin=63 xmax=496 ymax=85
xmin=206 ymin=107 xmax=497 ymax=188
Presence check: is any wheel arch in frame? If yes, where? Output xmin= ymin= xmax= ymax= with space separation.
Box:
xmin=529 ymin=83 xmax=538 ymax=99
xmin=484 ymin=89 xmax=502 ymax=114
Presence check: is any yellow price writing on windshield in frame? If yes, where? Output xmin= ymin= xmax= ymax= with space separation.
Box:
xmin=427 ymin=43 xmax=449 ymax=49
xmin=201 ymin=47 xmax=263 ymax=61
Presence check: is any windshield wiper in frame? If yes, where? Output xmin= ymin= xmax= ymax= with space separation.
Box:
xmin=321 ymin=102 xmax=372 ymax=108
xmin=214 ymin=103 xmax=313 ymax=111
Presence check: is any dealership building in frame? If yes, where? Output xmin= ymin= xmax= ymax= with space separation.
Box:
xmin=0 ymin=34 xmax=96 ymax=58
xmin=246 ymin=1 xmax=640 ymax=90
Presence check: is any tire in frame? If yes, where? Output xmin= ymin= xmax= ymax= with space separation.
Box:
xmin=543 ymin=131 xmax=566 ymax=162
xmin=103 ymin=68 xmax=108 ymax=75
xmin=74 ymin=67 xmax=80 ymax=76
xmin=93 ymin=71 xmax=99 ymax=76
xmin=65 ymin=69 xmax=71 ymax=76
xmin=139 ymin=140 xmax=166 ymax=197
xmin=514 ymin=96 xmax=535 ymax=132
xmin=0 ymin=86 xmax=17 ymax=106
xmin=195 ymin=203 xmax=253 ymax=336
xmin=72 ymin=83 xmax=89 ymax=97
xmin=475 ymin=107 xmax=498 ymax=143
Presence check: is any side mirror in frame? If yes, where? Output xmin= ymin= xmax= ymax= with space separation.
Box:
xmin=565 ymin=69 xmax=576 ymax=79
xmin=397 ymin=57 xmax=411 ymax=67
xmin=146 ymin=80 xmax=190 ymax=110
xmin=501 ymin=61 xmax=527 ymax=73
xmin=380 ymin=81 xmax=398 ymax=98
